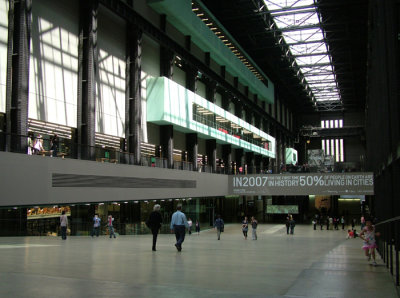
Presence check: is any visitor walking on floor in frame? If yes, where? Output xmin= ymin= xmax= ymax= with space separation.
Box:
xmin=195 ymin=220 xmax=200 ymax=234
xmin=289 ymin=216 xmax=296 ymax=235
xmin=214 ymin=215 xmax=224 ymax=240
xmin=360 ymin=218 xmax=380 ymax=266
xmin=251 ymin=216 xmax=258 ymax=240
xmin=107 ymin=215 xmax=116 ymax=239
xmin=285 ymin=216 xmax=290 ymax=234
xmin=361 ymin=215 xmax=366 ymax=230
xmin=242 ymin=216 xmax=249 ymax=239
xmin=188 ymin=218 xmax=193 ymax=235
xmin=91 ymin=214 xmax=101 ymax=237
xmin=170 ymin=205 xmax=189 ymax=252
xmin=341 ymin=216 xmax=345 ymax=230
xmin=60 ymin=210 xmax=68 ymax=240
xmin=147 ymin=204 xmax=162 ymax=251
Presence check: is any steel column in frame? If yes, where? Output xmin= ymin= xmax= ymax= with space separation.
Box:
xmin=222 ymin=144 xmax=232 ymax=174
xmin=206 ymin=139 xmax=216 ymax=173
xmin=77 ymin=0 xmax=98 ymax=160
xmin=160 ymin=125 xmax=173 ymax=169
xmin=186 ymin=133 xmax=198 ymax=172
xmin=126 ymin=25 xmax=142 ymax=165
xmin=5 ymin=0 xmax=32 ymax=153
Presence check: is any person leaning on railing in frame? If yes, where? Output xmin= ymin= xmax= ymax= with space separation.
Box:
xmin=33 ymin=134 xmax=44 ymax=154
xmin=27 ymin=132 xmax=34 ymax=155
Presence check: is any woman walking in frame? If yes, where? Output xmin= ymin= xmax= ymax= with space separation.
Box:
xmin=242 ymin=216 xmax=249 ymax=240
xmin=147 ymin=204 xmax=162 ymax=251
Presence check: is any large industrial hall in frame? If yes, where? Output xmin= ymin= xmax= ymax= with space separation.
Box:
xmin=0 ymin=0 xmax=399 ymax=297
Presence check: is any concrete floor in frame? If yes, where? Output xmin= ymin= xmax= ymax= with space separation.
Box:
xmin=0 ymin=224 xmax=398 ymax=298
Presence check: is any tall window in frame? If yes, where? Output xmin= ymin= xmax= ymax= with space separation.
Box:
xmin=321 ymin=119 xmax=344 ymax=162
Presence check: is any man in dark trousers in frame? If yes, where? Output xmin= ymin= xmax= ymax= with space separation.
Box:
xmin=214 ymin=214 xmax=224 ymax=240
xmin=147 ymin=204 xmax=162 ymax=251
xmin=170 ymin=205 xmax=189 ymax=252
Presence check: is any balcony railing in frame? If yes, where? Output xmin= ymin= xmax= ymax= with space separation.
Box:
xmin=1 ymin=132 xmax=247 ymax=174
xmin=375 ymin=216 xmax=400 ymax=287
xmin=192 ymin=113 xmax=266 ymax=148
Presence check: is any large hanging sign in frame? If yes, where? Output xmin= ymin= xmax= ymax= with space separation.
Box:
xmin=228 ymin=172 xmax=374 ymax=196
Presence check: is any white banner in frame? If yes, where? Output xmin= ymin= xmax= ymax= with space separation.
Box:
xmin=228 ymin=172 xmax=374 ymax=195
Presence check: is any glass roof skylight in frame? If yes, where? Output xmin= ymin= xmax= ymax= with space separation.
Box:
xmin=263 ymin=0 xmax=341 ymax=105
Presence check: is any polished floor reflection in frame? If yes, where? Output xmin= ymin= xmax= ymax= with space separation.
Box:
xmin=0 ymin=224 xmax=397 ymax=298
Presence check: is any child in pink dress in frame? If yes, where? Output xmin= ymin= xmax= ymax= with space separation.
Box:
xmin=359 ymin=218 xmax=380 ymax=266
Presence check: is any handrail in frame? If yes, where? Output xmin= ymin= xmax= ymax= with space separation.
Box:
xmin=374 ymin=215 xmax=400 ymax=287
xmin=375 ymin=216 xmax=400 ymax=226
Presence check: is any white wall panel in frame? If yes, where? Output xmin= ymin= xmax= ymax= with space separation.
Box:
xmin=96 ymin=7 xmax=126 ymax=137
xmin=28 ymin=0 xmax=78 ymax=126
xmin=0 ymin=0 xmax=8 ymax=113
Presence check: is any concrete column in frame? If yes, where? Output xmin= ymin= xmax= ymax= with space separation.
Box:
xmin=235 ymin=149 xmax=244 ymax=173
xmin=160 ymin=125 xmax=173 ymax=168
xmin=126 ymin=25 xmax=142 ymax=165
xmin=160 ymin=47 xmax=174 ymax=78
xmin=255 ymin=154 xmax=263 ymax=174
xmin=186 ymin=133 xmax=198 ymax=171
xmin=234 ymin=101 xmax=242 ymax=118
xmin=222 ymin=144 xmax=232 ymax=174
xmin=77 ymin=0 xmax=98 ymax=160
xmin=6 ymin=0 xmax=32 ymax=152
xmin=206 ymin=80 xmax=217 ymax=103
xmin=221 ymin=92 xmax=230 ymax=111
xmin=246 ymin=152 xmax=255 ymax=174
xmin=206 ymin=139 xmax=217 ymax=173
xmin=185 ymin=64 xmax=197 ymax=92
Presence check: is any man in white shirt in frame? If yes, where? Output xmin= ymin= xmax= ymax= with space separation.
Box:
xmin=170 ymin=205 xmax=189 ymax=251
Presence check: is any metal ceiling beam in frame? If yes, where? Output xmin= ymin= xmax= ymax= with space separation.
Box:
xmin=303 ymin=71 xmax=342 ymax=76
xmin=266 ymin=4 xmax=316 ymax=14
xmin=292 ymin=52 xmax=329 ymax=58
xmin=312 ymin=93 xmax=338 ymax=97
xmin=297 ymin=62 xmax=331 ymax=67
xmin=269 ymin=23 xmax=321 ymax=32
xmin=286 ymin=39 xmax=325 ymax=46
xmin=306 ymin=79 xmax=336 ymax=83
xmin=270 ymin=8 xmax=317 ymax=17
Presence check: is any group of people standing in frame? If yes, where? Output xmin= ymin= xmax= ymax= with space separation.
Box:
xmin=27 ymin=132 xmax=59 ymax=157
xmin=241 ymin=216 xmax=258 ymax=240
xmin=312 ymin=215 xmax=346 ymax=231
xmin=59 ymin=213 xmax=117 ymax=240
